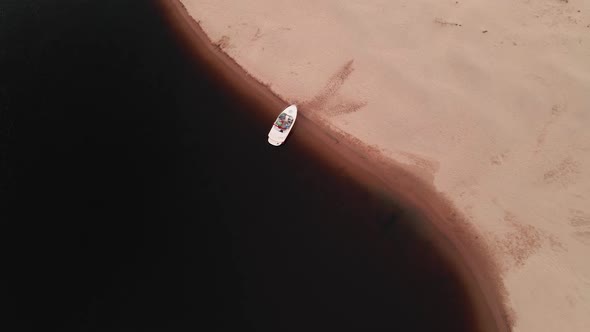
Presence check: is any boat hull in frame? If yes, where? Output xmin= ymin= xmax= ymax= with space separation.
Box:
xmin=268 ymin=105 xmax=297 ymax=146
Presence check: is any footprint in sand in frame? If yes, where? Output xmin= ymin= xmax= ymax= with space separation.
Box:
xmin=490 ymin=150 xmax=509 ymax=166
xmin=493 ymin=209 xmax=567 ymax=270
xmin=494 ymin=211 xmax=543 ymax=270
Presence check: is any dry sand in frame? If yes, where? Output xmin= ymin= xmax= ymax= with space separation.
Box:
xmin=176 ymin=0 xmax=590 ymax=331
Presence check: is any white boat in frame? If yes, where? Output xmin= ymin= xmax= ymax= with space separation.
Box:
xmin=268 ymin=105 xmax=297 ymax=146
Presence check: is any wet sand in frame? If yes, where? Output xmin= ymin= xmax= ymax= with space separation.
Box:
xmin=159 ymin=0 xmax=511 ymax=331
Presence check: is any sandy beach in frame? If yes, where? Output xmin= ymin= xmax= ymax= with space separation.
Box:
xmin=169 ymin=0 xmax=590 ymax=331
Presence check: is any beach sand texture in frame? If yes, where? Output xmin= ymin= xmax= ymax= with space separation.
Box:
xmin=179 ymin=0 xmax=590 ymax=331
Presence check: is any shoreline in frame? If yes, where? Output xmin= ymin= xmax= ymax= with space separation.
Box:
xmin=157 ymin=0 xmax=512 ymax=330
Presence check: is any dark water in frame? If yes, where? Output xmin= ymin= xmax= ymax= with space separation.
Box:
xmin=2 ymin=1 xmax=486 ymax=331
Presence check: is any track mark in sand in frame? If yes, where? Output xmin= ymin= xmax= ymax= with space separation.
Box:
xmin=542 ymin=157 xmax=580 ymax=187
xmin=325 ymin=100 xmax=368 ymax=116
xmin=303 ymin=60 xmax=355 ymax=109
xmin=252 ymin=27 xmax=263 ymax=41
xmin=535 ymin=104 xmax=567 ymax=154
xmin=214 ymin=35 xmax=231 ymax=50
xmin=569 ymin=209 xmax=590 ymax=245
xmin=301 ymin=60 xmax=367 ymax=117
xmin=434 ymin=18 xmax=462 ymax=27
xmin=249 ymin=26 xmax=290 ymax=42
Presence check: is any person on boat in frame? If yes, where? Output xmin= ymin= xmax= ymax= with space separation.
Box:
xmin=275 ymin=114 xmax=288 ymax=129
